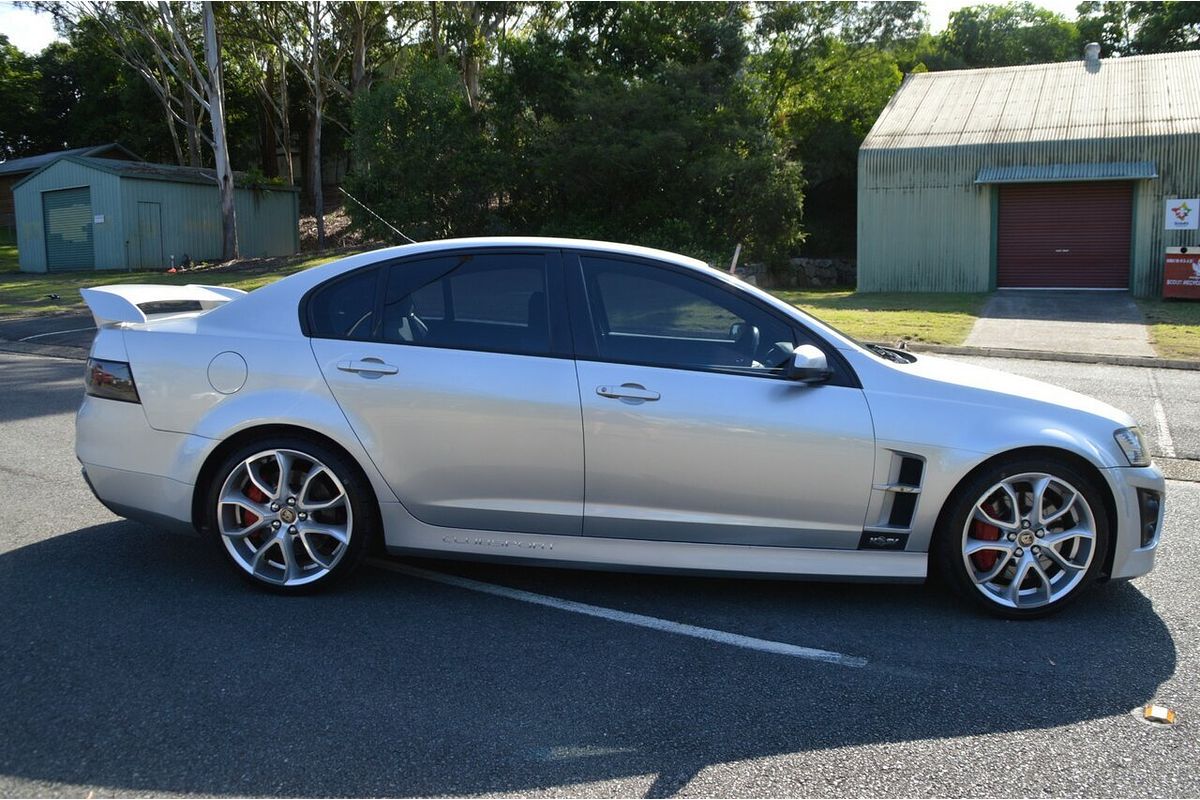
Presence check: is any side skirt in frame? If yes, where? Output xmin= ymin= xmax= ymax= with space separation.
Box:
xmin=378 ymin=502 xmax=927 ymax=583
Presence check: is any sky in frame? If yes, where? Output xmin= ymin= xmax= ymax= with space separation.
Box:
xmin=1 ymin=2 xmax=59 ymax=54
xmin=1 ymin=0 xmax=1091 ymax=56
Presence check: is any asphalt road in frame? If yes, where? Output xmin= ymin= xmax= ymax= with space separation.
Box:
xmin=1 ymin=351 xmax=1198 ymax=798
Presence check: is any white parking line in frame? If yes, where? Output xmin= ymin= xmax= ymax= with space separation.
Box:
xmin=366 ymin=558 xmax=868 ymax=668
xmin=1149 ymin=371 xmax=1177 ymax=459
xmin=18 ymin=326 xmax=96 ymax=342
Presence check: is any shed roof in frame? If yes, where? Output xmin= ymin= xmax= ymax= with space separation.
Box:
xmin=0 ymin=143 xmax=140 ymax=176
xmin=863 ymin=50 xmax=1200 ymax=150
xmin=12 ymin=155 xmax=299 ymax=192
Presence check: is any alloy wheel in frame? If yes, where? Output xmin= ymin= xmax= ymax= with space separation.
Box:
xmin=216 ymin=448 xmax=353 ymax=586
xmin=961 ymin=472 xmax=1097 ymax=610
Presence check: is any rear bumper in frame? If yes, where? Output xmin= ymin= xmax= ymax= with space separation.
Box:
xmin=1103 ymin=464 xmax=1166 ymax=580
xmin=80 ymin=463 xmax=196 ymax=535
xmin=76 ymin=394 xmax=215 ymax=534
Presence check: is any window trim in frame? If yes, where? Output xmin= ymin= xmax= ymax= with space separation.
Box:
xmin=562 ymin=249 xmax=861 ymax=388
xmin=299 ymin=247 xmax=574 ymax=360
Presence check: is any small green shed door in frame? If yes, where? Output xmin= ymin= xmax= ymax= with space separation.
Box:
xmin=42 ymin=187 xmax=94 ymax=271
xmin=137 ymin=201 xmax=163 ymax=268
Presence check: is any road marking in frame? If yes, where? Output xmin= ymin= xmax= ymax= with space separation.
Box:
xmin=19 ymin=325 xmax=96 ymax=342
xmin=1148 ymin=371 xmax=1177 ymax=459
xmin=366 ymin=558 xmax=868 ymax=668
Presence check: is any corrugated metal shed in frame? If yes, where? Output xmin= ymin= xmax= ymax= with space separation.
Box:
xmin=858 ymin=50 xmax=1200 ymax=296
xmin=13 ymin=156 xmax=299 ymax=272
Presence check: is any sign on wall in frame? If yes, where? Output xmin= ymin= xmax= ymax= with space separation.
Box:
xmin=1164 ymin=198 xmax=1200 ymax=230
xmin=1164 ymin=248 xmax=1200 ymax=300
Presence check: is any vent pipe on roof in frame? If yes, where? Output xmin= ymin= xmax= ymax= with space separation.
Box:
xmin=1085 ymin=42 xmax=1101 ymax=69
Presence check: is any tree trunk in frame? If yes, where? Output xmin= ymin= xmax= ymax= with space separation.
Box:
xmin=183 ymin=90 xmax=201 ymax=167
xmin=351 ymin=5 xmax=368 ymax=97
xmin=158 ymin=90 xmax=185 ymax=166
xmin=279 ymin=52 xmax=294 ymax=185
xmin=259 ymin=57 xmax=279 ymax=178
xmin=203 ymin=1 xmax=238 ymax=260
xmin=309 ymin=2 xmax=325 ymax=249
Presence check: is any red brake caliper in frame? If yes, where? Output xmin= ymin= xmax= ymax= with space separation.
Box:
xmin=971 ymin=501 xmax=1002 ymax=572
xmin=242 ymin=483 xmax=268 ymax=526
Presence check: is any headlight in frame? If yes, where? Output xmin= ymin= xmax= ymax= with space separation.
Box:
xmin=1114 ymin=427 xmax=1150 ymax=467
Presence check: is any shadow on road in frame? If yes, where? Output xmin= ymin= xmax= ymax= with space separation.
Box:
xmin=0 ymin=356 xmax=84 ymax=424
xmin=0 ymin=521 xmax=1176 ymax=797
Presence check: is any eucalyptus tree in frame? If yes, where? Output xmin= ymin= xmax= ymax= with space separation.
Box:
xmin=45 ymin=1 xmax=239 ymax=259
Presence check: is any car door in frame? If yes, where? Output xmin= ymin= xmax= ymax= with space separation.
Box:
xmin=567 ymin=252 xmax=876 ymax=549
xmin=308 ymin=249 xmax=584 ymax=536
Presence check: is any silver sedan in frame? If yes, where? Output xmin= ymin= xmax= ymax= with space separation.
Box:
xmin=75 ymin=238 xmax=1165 ymax=618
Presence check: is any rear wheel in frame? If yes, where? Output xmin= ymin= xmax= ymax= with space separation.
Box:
xmin=935 ymin=456 xmax=1110 ymax=619
xmin=205 ymin=437 xmax=373 ymax=592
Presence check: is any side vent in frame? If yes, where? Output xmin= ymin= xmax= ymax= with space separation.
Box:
xmin=860 ymin=453 xmax=926 ymax=551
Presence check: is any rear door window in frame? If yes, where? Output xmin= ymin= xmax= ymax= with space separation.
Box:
xmin=381 ymin=253 xmax=554 ymax=356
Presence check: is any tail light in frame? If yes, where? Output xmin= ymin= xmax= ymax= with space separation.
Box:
xmin=85 ymin=358 xmax=140 ymax=404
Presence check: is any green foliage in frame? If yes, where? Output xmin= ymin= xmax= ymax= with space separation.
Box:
xmin=348 ymin=3 xmax=805 ymax=267
xmin=347 ymin=58 xmax=490 ymax=241
xmin=937 ymin=2 xmax=1080 ymax=68
xmin=11 ymin=0 xmax=1200 ymax=268
xmin=1079 ymin=1 xmax=1200 ymax=56
xmin=0 ymin=34 xmax=40 ymax=159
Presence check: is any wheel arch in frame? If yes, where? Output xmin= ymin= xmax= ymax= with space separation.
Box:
xmin=931 ymin=445 xmax=1119 ymax=580
xmin=191 ymin=423 xmax=383 ymax=538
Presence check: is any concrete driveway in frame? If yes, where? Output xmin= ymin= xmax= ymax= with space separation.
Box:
xmin=964 ymin=290 xmax=1155 ymax=357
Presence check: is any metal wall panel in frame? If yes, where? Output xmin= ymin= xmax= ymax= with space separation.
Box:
xmin=12 ymin=160 xmax=123 ymax=272
xmin=997 ymin=182 xmax=1132 ymax=288
xmin=119 ymin=179 xmax=299 ymax=267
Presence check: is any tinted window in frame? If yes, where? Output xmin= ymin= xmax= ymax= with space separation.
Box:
xmin=307 ymin=268 xmax=378 ymax=340
xmin=382 ymin=253 xmax=552 ymax=355
xmin=581 ymin=257 xmax=796 ymax=373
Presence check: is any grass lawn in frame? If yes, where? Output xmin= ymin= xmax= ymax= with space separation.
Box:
xmin=0 ymin=248 xmax=364 ymax=318
xmin=1136 ymin=298 xmax=1200 ymax=360
xmin=772 ymin=289 xmax=989 ymax=346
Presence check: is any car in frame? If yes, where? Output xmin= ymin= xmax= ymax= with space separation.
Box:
xmin=75 ymin=237 xmax=1165 ymax=618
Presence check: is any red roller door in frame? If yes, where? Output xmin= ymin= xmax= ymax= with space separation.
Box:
xmin=996 ymin=182 xmax=1132 ymax=288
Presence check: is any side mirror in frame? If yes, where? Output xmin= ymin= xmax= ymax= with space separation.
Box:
xmin=787 ymin=344 xmax=831 ymax=383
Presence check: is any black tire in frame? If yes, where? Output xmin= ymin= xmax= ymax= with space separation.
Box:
xmin=934 ymin=455 xmax=1110 ymax=619
xmin=203 ymin=434 xmax=376 ymax=594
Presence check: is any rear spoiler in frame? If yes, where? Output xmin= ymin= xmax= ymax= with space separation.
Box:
xmin=80 ymin=284 xmax=248 ymax=327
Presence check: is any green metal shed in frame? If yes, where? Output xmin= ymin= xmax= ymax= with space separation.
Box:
xmin=12 ymin=156 xmax=300 ymax=272
xmin=858 ymin=48 xmax=1200 ymax=297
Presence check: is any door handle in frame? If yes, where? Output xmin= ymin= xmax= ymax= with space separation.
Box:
xmin=596 ymin=383 xmax=660 ymax=401
xmin=337 ymin=358 xmax=398 ymax=376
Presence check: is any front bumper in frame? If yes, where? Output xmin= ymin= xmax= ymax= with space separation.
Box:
xmin=1102 ymin=464 xmax=1166 ymax=580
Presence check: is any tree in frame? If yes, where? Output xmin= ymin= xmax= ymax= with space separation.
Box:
xmin=1078 ymin=1 xmax=1200 ymax=55
xmin=938 ymin=3 xmax=1080 ymax=68
xmin=347 ymin=58 xmax=489 ymax=241
xmin=754 ymin=1 xmax=922 ymax=119
xmin=0 ymin=34 xmax=42 ymax=159
xmin=1127 ymin=1 xmax=1200 ymax=53
xmin=253 ymin=0 xmax=348 ymax=247
xmin=44 ymin=1 xmax=238 ymax=258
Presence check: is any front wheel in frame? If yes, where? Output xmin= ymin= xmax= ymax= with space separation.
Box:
xmin=204 ymin=436 xmax=374 ymax=592
xmin=935 ymin=457 xmax=1110 ymax=619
